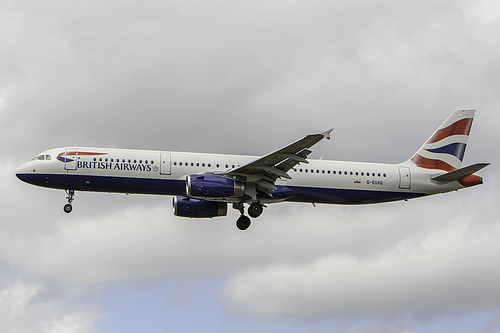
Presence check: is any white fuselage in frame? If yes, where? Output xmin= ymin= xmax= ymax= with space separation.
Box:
xmin=16 ymin=147 xmax=466 ymax=205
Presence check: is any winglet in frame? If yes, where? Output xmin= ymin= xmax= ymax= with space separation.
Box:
xmin=322 ymin=128 xmax=334 ymax=140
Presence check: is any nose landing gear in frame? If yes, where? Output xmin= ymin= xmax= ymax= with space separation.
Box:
xmin=63 ymin=189 xmax=75 ymax=213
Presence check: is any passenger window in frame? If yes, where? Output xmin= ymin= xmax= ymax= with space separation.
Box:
xmin=202 ymin=163 xmax=205 ymax=167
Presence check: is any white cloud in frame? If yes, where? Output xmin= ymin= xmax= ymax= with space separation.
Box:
xmin=0 ymin=279 xmax=98 ymax=333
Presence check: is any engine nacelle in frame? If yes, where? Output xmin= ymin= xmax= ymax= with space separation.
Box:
xmin=186 ymin=174 xmax=245 ymax=198
xmin=173 ymin=196 xmax=227 ymax=218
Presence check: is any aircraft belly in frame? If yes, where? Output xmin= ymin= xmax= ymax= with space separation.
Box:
xmin=285 ymin=185 xmax=426 ymax=204
xmin=18 ymin=173 xmax=185 ymax=196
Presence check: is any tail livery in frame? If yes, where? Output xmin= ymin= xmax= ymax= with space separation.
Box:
xmin=408 ymin=109 xmax=488 ymax=186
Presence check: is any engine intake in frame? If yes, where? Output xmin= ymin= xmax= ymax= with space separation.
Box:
xmin=186 ymin=174 xmax=245 ymax=198
xmin=173 ymin=196 xmax=227 ymax=218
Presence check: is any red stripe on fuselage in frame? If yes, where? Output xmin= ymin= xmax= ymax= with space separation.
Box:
xmin=57 ymin=152 xmax=107 ymax=157
xmin=427 ymin=118 xmax=473 ymax=144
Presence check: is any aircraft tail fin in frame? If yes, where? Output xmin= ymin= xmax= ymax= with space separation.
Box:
xmin=407 ymin=109 xmax=475 ymax=171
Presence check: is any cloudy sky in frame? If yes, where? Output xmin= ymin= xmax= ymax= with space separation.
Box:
xmin=1 ymin=0 xmax=499 ymax=332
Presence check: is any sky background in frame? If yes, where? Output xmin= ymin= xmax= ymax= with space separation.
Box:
xmin=1 ymin=0 xmax=499 ymax=332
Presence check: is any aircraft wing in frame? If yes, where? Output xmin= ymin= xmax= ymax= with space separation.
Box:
xmin=225 ymin=129 xmax=333 ymax=197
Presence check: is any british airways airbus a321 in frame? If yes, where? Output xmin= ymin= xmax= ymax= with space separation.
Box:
xmin=16 ymin=109 xmax=488 ymax=230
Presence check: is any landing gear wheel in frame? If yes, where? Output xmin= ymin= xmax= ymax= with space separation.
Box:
xmin=248 ymin=203 xmax=263 ymax=218
xmin=236 ymin=215 xmax=251 ymax=231
xmin=63 ymin=204 xmax=73 ymax=214
xmin=64 ymin=189 xmax=75 ymax=213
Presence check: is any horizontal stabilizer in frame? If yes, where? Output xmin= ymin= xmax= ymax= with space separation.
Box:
xmin=431 ymin=163 xmax=489 ymax=181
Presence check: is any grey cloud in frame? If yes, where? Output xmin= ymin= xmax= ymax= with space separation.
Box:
xmin=223 ymin=193 xmax=500 ymax=319
xmin=1 ymin=0 xmax=500 ymax=331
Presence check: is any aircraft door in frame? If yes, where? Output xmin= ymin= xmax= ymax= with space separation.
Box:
xmin=64 ymin=148 xmax=78 ymax=170
xmin=160 ymin=153 xmax=171 ymax=175
xmin=398 ymin=167 xmax=411 ymax=189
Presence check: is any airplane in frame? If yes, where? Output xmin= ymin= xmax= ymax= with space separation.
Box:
xmin=16 ymin=109 xmax=488 ymax=230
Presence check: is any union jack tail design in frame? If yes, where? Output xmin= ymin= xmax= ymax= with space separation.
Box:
xmin=408 ymin=109 xmax=475 ymax=171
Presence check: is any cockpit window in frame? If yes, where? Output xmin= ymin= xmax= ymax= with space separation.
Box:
xmin=31 ymin=155 xmax=51 ymax=161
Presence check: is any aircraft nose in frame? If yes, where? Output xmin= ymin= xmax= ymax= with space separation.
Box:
xmin=15 ymin=164 xmax=28 ymax=181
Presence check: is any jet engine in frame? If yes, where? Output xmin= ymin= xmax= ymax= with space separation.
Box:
xmin=173 ymin=196 xmax=227 ymax=218
xmin=186 ymin=174 xmax=244 ymax=198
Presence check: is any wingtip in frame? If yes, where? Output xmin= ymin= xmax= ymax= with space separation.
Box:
xmin=322 ymin=128 xmax=334 ymax=140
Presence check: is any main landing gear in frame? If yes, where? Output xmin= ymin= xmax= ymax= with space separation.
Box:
xmin=234 ymin=202 xmax=264 ymax=231
xmin=63 ymin=189 xmax=75 ymax=213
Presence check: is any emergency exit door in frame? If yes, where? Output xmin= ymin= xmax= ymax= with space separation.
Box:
xmin=160 ymin=153 xmax=171 ymax=175
xmin=398 ymin=167 xmax=411 ymax=189
xmin=64 ymin=148 xmax=78 ymax=170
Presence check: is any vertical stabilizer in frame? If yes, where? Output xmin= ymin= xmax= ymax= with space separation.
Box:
xmin=407 ymin=109 xmax=475 ymax=171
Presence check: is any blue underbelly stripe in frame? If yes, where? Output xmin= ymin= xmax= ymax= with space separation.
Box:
xmin=17 ymin=173 xmax=426 ymax=205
